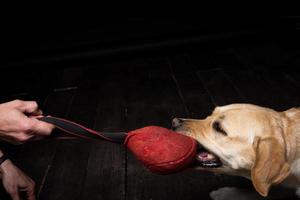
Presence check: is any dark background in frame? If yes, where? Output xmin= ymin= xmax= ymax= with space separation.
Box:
xmin=2 ymin=4 xmax=299 ymax=68
xmin=1 ymin=4 xmax=300 ymax=200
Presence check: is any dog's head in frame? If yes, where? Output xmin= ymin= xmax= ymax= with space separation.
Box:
xmin=172 ymin=104 xmax=293 ymax=197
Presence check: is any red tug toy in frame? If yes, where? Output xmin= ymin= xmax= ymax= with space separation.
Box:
xmin=39 ymin=116 xmax=198 ymax=174
xmin=125 ymin=126 xmax=197 ymax=174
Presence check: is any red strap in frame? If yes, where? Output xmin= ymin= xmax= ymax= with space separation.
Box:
xmin=38 ymin=116 xmax=127 ymax=143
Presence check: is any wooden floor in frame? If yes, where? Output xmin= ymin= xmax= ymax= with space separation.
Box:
xmin=1 ymin=41 xmax=300 ymax=199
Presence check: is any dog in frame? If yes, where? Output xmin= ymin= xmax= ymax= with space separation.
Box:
xmin=172 ymin=104 xmax=300 ymax=199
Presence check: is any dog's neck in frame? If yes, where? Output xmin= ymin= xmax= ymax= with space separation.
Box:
xmin=284 ymin=109 xmax=300 ymax=162
xmin=282 ymin=109 xmax=300 ymax=187
xmin=295 ymin=128 xmax=300 ymax=160
xmin=284 ymin=126 xmax=298 ymax=164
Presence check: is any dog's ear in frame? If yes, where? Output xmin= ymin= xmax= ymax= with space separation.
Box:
xmin=251 ymin=137 xmax=290 ymax=197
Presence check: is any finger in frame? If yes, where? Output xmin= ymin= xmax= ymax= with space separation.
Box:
xmin=27 ymin=191 xmax=36 ymax=200
xmin=31 ymin=109 xmax=43 ymax=116
xmin=17 ymin=101 xmax=39 ymax=114
xmin=27 ymin=118 xmax=54 ymax=136
xmin=16 ymin=133 xmax=34 ymax=143
xmin=26 ymin=185 xmax=36 ymax=200
xmin=29 ymin=115 xmax=44 ymax=119
xmin=10 ymin=191 xmax=21 ymax=200
xmin=18 ymin=178 xmax=36 ymax=200
xmin=27 ymin=135 xmax=45 ymax=142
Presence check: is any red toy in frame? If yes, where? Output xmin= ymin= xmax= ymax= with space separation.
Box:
xmin=39 ymin=117 xmax=197 ymax=174
xmin=125 ymin=126 xmax=197 ymax=174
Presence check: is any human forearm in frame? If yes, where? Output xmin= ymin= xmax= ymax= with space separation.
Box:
xmin=0 ymin=148 xmax=36 ymax=200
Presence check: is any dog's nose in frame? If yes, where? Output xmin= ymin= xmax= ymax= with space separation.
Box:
xmin=172 ymin=118 xmax=183 ymax=128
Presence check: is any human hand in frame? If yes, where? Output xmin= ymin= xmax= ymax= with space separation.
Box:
xmin=0 ymin=100 xmax=54 ymax=143
xmin=0 ymin=159 xmax=36 ymax=200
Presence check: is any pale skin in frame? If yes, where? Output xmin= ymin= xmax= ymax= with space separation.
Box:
xmin=0 ymin=100 xmax=54 ymax=200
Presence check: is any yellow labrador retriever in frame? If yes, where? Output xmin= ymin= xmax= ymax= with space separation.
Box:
xmin=172 ymin=104 xmax=300 ymax=199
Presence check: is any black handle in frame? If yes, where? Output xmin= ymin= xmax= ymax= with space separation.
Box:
xmin=38 ymin=116 xmax=127 ymax=143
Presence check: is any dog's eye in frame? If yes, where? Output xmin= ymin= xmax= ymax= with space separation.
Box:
xmin=212 ymin=121 xmax=227 ymax=136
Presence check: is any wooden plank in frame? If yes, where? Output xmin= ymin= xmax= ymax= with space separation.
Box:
xmin=125 ymin=58 xmax=222 ymax=200
xmin=197 ymin=68 xmax=246 ymax=106
xmin=38 ymin=139 xmax=91 ymax=200
xmin=38 ymin=86 xmax=98 ymax=200
xmin=168 ymin=54 xmax=215 ymax=118
xmin=39 ymin=59 xmax=151 ymax=200
xmin=189 ymin=49 xmax=218 ymax=68
xmin=39 ymin=62 xmax=128 ymax=200
xmin=30 ymin=65 xmax=90 ymax=200
xmin=170 ymin=59 xmax=237 ymax=200
xmin=196 ymin=67 xmax=253 ymax=190
xmin=230 ymin=44 xmax=285 ymax=67
xmin=80 ymin=76 xmax=126 ymax=200
xmin=254 ymin=67 xmax=300 ymax=109
xmin=20 ymin=90 xmax=76 ymax=197
xmin=53 ymin=67 xmax=85 ymax=90
xmin=212 ymin=48 xmax=241 ymax=67
xmin=225 ymin=66 xmax=300 ymax=110
xmin=283 ymin=71 xmax=300 ymax=88
xmin=279 ymin=65 xmax=300 ymax=89
xmin=167 ymin=54 xmax=198 ymax=75
xmin=262 ymin=68 xmax=300 ymax=110
xmin=0 ymin=88 xmax=48 ymax=107
xmin=82 ymin=59 xmax=169 ymax=200
xmin=223 ymin=66 xmax=282 ymax=108
xmin=0 ymin=67 xmax=58 ymax=104
xmin=173 ymin=66 xmax=252 ymax=198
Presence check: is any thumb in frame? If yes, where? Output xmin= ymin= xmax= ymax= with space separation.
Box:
xmin=28 ymin=118 xmax=54 ymax=136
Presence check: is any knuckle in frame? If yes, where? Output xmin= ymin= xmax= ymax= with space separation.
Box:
xmin=31 ymin=180 xmax=36 ymax=188
xmin=19 ymin=121 xmax=33 ymax=132
xmin=12 ymin=99 xmax=23 ymax=106
xmin=18 ymin=137 xmax=26 ymax=143
xmin=46 ymin=126 xmax=54 ymax=134
xmin=30 ymin=101 xmax=38 ymax=109
xmin=17 ymin=134 xmax=30 ymax=142
xmin=29 ymin=184 xmax=35 ymax=190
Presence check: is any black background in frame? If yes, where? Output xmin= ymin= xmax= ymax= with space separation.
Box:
xmin=1 ymin=3 xmax=300 ymax=200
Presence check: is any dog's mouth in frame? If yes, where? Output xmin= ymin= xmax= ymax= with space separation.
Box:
xmin=172 ymin=126 xmax=222 ymax=168
xmin=194 ymin=143 xmax=222 ymax=168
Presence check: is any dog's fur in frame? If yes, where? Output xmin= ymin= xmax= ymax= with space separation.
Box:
xmin=173 ymin=104 xmax=300 ymax=199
